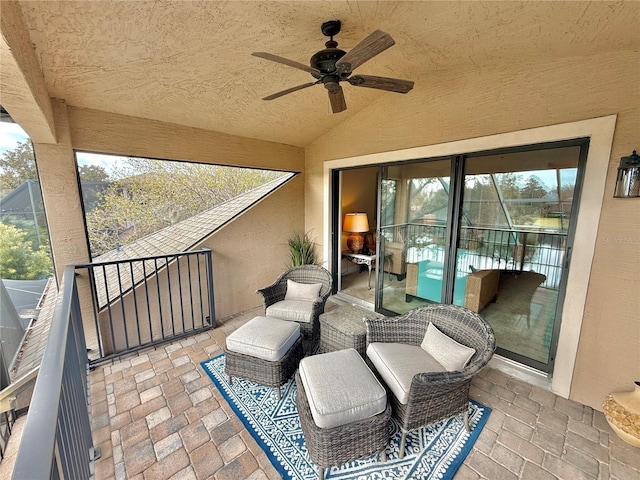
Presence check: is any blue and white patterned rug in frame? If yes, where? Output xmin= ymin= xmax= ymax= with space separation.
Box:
xmin=201 ymin=354 xmax=490 ymax=480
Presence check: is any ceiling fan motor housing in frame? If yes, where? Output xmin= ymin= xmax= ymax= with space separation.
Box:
xmin=310 ymin=48 xmax=347 ymax=77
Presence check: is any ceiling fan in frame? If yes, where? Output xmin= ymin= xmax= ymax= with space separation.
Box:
xmin=252 ymin=20 xmax=414 ymax=113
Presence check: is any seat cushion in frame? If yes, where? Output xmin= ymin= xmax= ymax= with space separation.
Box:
xmin=266 ymin=299 xmax=314 ymax=323
xmin=421 ymin=322 xmax=476 ymax=371
xmin=284 ymin=279 xmax=322 ymax=301
xmin=298 ymin=348 xmax=387 ymax=429
xmin=225 ymin=316 xmax=300 ymax=361
xmin=367 ymin=342 xmax=446 ymax=404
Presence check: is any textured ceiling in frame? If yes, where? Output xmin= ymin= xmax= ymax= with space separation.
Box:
xmin=15 ymin=0 xmax=640 ymax=147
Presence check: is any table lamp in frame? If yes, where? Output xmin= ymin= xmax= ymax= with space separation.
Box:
xmin=343 ymin=213 xmax=369 ymax=253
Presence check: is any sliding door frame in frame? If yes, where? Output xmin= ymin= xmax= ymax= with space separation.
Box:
xmin=333 ymin=137 xmax=591 ymax=373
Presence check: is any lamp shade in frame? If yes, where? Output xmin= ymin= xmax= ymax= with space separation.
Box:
xmin=343 ymin=213 xmax=369 ymax=233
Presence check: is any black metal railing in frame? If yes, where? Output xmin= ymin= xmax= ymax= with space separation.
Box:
xmin=10 ymin=248 xmax=217 ymax=477
xmin=75 ymin=248 xmax=216 ymax=365
xmin=383 ymin=223 xmax=566 ymax=289
xmin=12 ymin=266 xmax=96 ymax=480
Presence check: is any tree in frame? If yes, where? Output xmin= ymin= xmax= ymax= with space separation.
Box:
xmin=0 ymin=140 xmax=36 ymax=194
xmin=0 ymin=223 xmax=53 ymax=279
xmin=83 ymin=157 xmax=285 ymax=256
xmin=78 ymin=164 xmax=110 ymax=182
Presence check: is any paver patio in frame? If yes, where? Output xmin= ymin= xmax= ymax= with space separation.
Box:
xmin=4 ymin=302 xmax=634 ymax=480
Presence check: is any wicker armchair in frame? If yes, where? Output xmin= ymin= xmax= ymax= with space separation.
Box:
xmin=256 ymin=265 xmax=333 ymax=353
xmin=365 ymin=304 xmax=495 ymax=458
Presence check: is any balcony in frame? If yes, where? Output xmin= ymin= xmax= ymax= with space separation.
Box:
xmin=1 ymin=251 xmax=639 ymax=480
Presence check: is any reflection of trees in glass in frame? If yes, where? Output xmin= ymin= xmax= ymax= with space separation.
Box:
xmin=464 ymin=175 xmax=508 ymax=229
xmin=496 ymin=173 xmax=551 ymax=227
xmin=380 ymin=179 xmax=397 ymax=230
xmin=463 ymin=171 xmax=578 ymax=231
xmin=80 ymin=157 xmax=286 ymax=256
xmin=408 ymin=178 xmax=449 ymax=223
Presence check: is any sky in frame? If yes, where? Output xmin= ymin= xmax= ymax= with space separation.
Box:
xmin=76 ymin=151 xmax=128 ymax=177
xmin=0 ymin=121 xmax=29 ymax=155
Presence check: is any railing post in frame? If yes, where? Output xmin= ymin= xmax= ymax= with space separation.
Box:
xmin=203 ymin=248 xmax=216 ymax=327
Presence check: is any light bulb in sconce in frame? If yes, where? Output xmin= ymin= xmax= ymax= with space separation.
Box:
xmin=614 ymin=150 xmax=640 ymax=198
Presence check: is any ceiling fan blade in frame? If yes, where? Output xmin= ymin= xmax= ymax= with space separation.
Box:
xmin=335 ymin=30 xmax=395 ymax=74
xmin=328 ymin=86 xmax=347 ymax=113
xmin=347 ymin=74 xmax=414 ymax=94
xmin=262 ymin=82 xmax=318 ymax=100
xmin=252 ymin=52 xmax=320 ymax=75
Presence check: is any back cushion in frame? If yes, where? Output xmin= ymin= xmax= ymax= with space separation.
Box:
xmin=284 ymin=279 xmax=322 ymax=302
xmin=420 ymin=322 xmax=476 ymax=371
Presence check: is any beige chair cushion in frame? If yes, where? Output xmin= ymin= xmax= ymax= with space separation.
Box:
xmin=266 ymin=299 xmax=314 ymax=323
xmin=284 ymin=279 xmax=322 ymax=301
xmin=225 ymin=316 xmax=300 ymax=361
xmin=367 ymin=342 xmax=446 ymax=404
xmin=421 ymin=322 xmax=476 ymax=371
xmin=298 ymin=348 xmax=387 ymax=429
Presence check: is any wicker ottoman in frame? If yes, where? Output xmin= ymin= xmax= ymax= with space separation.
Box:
xmin=319 ymin=304 xmax=384 ymax=356
xmin=225 ymin=316 xmax=303 ymax=400
xmin=296 ymin=349 xmax=390 ymax=480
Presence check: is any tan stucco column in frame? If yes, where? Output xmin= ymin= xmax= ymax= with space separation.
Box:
xmin=33 ymin=99 xmax=90 ymax=283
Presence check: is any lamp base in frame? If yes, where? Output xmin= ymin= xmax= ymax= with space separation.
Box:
xmin=347 ymin=233 xmax=364 ymax=254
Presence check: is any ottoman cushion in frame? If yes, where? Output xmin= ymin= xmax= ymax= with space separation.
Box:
xmin=367 ymin=343 xmax=446 ymax=404
xmin=266 ymin=300 xmax=314 ymax=323
xmin=298 ymin=348 xmax=387 ymax=429
xmin=226 ymin=316 xmax=300 ymax=362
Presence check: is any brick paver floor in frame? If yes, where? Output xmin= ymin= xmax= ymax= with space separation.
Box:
xmin=90 ymin=303 xmax=640 ymax=480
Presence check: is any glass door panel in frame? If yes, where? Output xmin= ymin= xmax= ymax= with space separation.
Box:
xmin=453 ymin=146 xmax=581 ymax=371
xmin=377 ymin=160 xmax=452 ymax=314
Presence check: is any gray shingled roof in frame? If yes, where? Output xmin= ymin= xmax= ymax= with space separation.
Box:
xmin=11 ymin=278 xmax=55 ymax=379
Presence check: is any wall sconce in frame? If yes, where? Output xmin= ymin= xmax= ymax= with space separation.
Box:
xmin=614 ymin=150 xmax=640 ymax=198
xmin=343 ymin=212 xmax=369 ymax=253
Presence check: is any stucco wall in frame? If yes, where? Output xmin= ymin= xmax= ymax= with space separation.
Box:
xmin=197 ymin=177 xmax=304 ymax=319
xmin=304 ymin=50 xmax=640 ymax=410
xmin=33 ymin=100 xmax=91 ymax=280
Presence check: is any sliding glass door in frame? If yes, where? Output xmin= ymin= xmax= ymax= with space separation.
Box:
xmin=452 ymin=146 xmax=582 ymax=370
xmin=374 ymin=141 xmax=586 ymax=372
xmin=378 ymin=159 xmax=453 ymax=314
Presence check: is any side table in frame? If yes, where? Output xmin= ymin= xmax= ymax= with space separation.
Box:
xmin=319 ymin=304 xmax=385 ymax=356
xmin=342 ymin=252 xmax=392 ymax=289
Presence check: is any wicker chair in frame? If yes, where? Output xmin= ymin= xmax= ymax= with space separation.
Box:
xmin=256 ymin=265 xmax=333 ymax=353
xmin=365 ymin=304 xmax=496 ymax=458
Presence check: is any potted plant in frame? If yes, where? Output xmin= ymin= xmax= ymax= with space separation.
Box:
xmin=287 ymin=230 xmax=319 ymax=267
